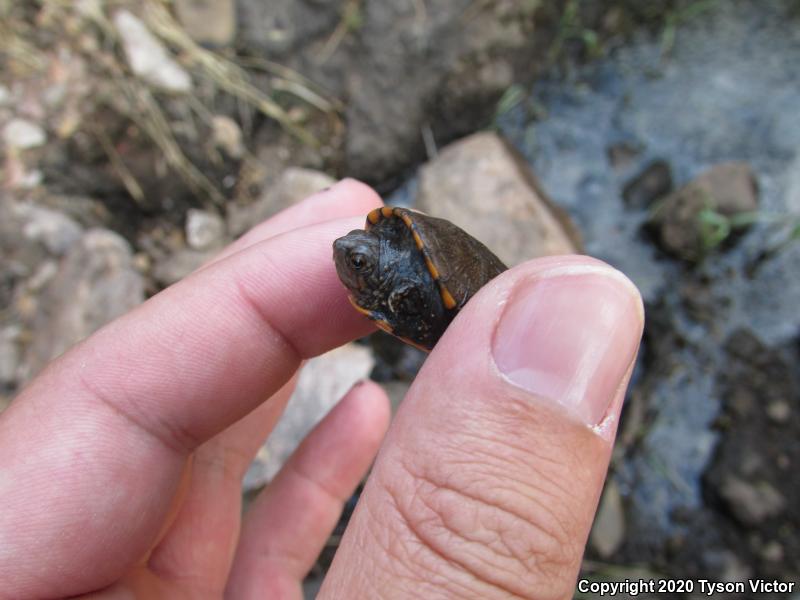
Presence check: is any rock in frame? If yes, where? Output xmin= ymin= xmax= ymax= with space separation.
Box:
xmin=227 ymin=167 xmax=335 ymax=236
xmin=766 ymin=400 xmax=791 ymax=424
xmin=0 ymin=199 xmax=83 ymax=291
xmin=152 ymin=248 xmax=217 ymax=286
xmin=174 ymin=0 xmax=236 ymax=46
xmin=607 ymin=141 xmax=642 ymax=171
xmin=590 ymin=480 xmax=626 ymax=558
xmin=23 ymin=229 xmax=145 ymax=379
xmin=238 ymin=0 xmax=544 ymax=182
xmin=718 ymin=475 xmax=785 ymax=526
xmin=622 ymin=160 xmax=672 ymax=209
xmin=0 ymin=327 xmax=21 ymax=386
xmin=760 ymin=540 xmax=784 ymax=562
xmin=2 ymin=118 xmax=46 ymax=149
xmin=243 ymin=344 xmax=375 ymax=491
xmin=113 ymin=10 xmax=192 ymax=93
xmin=649 ymin=162 xmax=758 ymax=262
xmin=417 ymin=132 xmax=580 ymax=266
xmin=185 ymin=209 xmax=225 ymax=250
xmin=211 ymin=115 xmax=244 ymax=159
xmin=702 ymin=549 xmax=752 ymax=583
xmin=20 ymin=205 xmax=84 ymax=256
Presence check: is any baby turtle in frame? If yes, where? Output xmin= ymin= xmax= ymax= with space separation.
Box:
xmin=333 ymin=206 xmax=507 ymax=351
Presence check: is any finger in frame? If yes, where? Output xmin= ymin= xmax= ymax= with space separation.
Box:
xmin=142 ymin=375 xmax=297 ymax=597
xmin=144 ymin=180 xmax=383 ymax=587
xmin=320 ymin=255 xmax=644 ymax=600
xmin=211 ymin=178 xmax=381 ymax=264
xmin=226 ymin=381 xmax=391 ymax=600
xmin=0 ymin=214 xmax=379 ymax=599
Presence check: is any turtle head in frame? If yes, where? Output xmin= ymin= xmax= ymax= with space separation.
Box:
xmin=333 ymin=230 xmax=381 ymax=300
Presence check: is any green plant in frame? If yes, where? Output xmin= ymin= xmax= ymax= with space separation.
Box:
xmin=493 ymin=84 xmax=526 ymax=121
xmin=660 ymin=0 xmax=719 ymax=58
xmin=548 ymin=0 xmax=603 ymax=64
xmin=696 ymin=206 xmax=760 ymax=253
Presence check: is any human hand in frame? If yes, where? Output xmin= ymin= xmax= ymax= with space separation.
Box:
xmin=0 ymin=179 xmax=644 ymax=599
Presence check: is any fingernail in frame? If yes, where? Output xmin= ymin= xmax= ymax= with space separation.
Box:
xmin=492 ymin=265 xmax=644 ymax=426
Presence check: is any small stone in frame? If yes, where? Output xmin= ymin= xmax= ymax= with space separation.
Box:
xmin=417 ymin=132 xmax=580 ymax=266
xmin=22 ymin=229 xmax=145 ymax=380
xmin=152 ymin=248 xmax=217 ymax=286
xmin=25 ymin=261 xmax=59 ymax=293
xmin=212 ymin=115 xmax=244 ymax=159
xmin=0 ymin=327 xmax=21 ymax=385
xmin=714 ymin=549 xmax=752 ymax=583
xmin=718 ymin=476 xmax=785 ymax=526
xmin=227 ymin=167 xmax=335 ymax=236
xmin=243 ymin=344 xmax=375 ymax=491
xmin=113 ymin=10 xmax=192 ymax=93
xmin=132 ymin=252 xmax=151 ymax=273
xmin=590 ymin=480 xmax=626 ymax=558
xmin=174 ymin=0 xmax=236 ymax=46
xmin=648 ymin=162 xmax=758 ymax=262
xmin=607 ymin=141 xmax=642 ymax=171
xmin=766 ymin=400 xmax=790 ymax=424
xmin=185 ymin=209 xmax=225 ymax=250
xmin=3 ymin=118 xmax=46 ymax=149
xmin=622 ymin=160 xmax=672 ymax=209
xmin=20 ymin=205 xmax=84 ymax=256
xmin=760 ymin=541 xmax=784 ymax=562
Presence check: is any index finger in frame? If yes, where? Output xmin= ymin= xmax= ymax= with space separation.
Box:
xmin=0 ymin=196 xmax=381 ymax=597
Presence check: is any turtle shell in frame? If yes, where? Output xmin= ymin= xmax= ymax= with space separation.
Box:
xmin=333 ymin=206 xmax=507 ymax=351
xmin=366 ymin=206 xmax=507 ymax=311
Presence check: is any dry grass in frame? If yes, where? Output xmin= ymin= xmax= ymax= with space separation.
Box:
xmin=0 ymin=0 xmax=335 ymax=205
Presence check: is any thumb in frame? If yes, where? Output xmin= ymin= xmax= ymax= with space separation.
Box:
xmin=320 ymin=255 xmax=644 ymax=600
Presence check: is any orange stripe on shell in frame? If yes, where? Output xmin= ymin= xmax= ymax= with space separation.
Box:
xmin=349 ymin=295 xmax=395 ymax=334
xmin=374 ymin=319 xmax=394 ymax=334
xmin=348 ymin=295 xmax=373 ymax=317
xmin=440 ymin=286 xmax=457 ymax=310
xmin=395 ymin=335 xmax=431 ymax=353
xmin=424 ymin=255 xmax=440 ymax=280
xmin=363 ymin=206 xmax=459 ymax=312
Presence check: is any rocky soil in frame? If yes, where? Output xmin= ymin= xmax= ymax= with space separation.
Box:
xmin=2 ymin=0 xmax=799 ymax=597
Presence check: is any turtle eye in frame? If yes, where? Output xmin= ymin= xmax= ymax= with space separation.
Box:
xmin=349 ymin=252 xmax=368 ymax=272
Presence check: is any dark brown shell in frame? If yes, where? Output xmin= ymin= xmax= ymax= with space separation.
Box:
xmin=366 ymin=206 xmax=507 ymax=311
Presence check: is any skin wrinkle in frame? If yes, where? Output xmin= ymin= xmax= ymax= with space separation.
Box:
xmin=411 ymin=471 xmax=571 ymax=585
xmin=382 ymin=478 xmax=489 ymax=590
xmin=190 ymin=444 xmax=249 ymax=488
xmin=407 ymin=384 xmax=601 ymax=570
xmin=439 ymin=431 xmax=571 ymax=503
xmin=384 ymin=435 xmax=581 ymax=598
xmin=364 ymin=480 xmax=468 ymax=593
xmin=407 ymin=429 xmax=581 ymax=560
xmin=412 ymin=487 xmax=556 ymax=597
xmin=75 ymin=367 xmax=191 ymax=457
xmin=385 ymin=478 xmax=531 ymax=600
xmin=230 ymin=261 xmax=304 ymax=364
xmin=330 ymin=492 xmax=422 ymax=598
